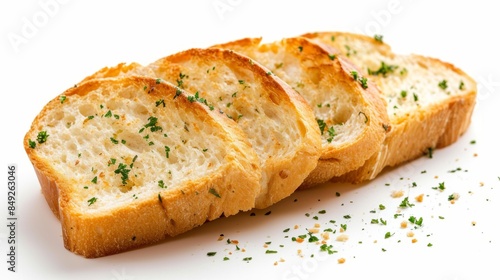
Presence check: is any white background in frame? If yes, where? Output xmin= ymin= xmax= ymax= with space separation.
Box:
xmin=1 ymin=0 xmax=499 ymax=279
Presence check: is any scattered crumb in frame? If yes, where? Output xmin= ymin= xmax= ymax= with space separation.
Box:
xmin=308 ymin=228 xmax=319 ymax=234
xmin=480 ymin=182 xmax=484 ymax=187
xmin=473 ymin=153 xmax=478 ymax=157
xmin=400 ymin=221 xmax=408 ymax=229
xmin=434 ymin=175 xmax=439 ymax=179
xmin=415 ymin=194 xmax=424 ymax=202
xmin=314 ymin=223 xmax=321 ymax=228
xmin=407 ymin=231 xmax=414 ymax=238
xmin=294 ymin=225 xmax=299 ymax=230
xmin=412 ymin=238 xmax=418 ymax=243
xmin=472 ymin=221 xmax=477 ymax=226
xmin=391 ymin=190 xmax=405 ymax=198
xmin=217 ymin=234 xmax=224 ymax=241
xmin=336 ymin=234 xmax=349 ymax=242
xmin=338 ymin=258 xmax=346 ymax=264
xmin=321 ymin=232 xmax=330 ymax=241
xmin=449 ymin=192 xmax=460 ymax=204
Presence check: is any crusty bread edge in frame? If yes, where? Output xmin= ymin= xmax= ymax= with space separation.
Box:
xmin=24 ymin=77 xmax=262 ymax=258
xmin=333 ymin=55 xmax=477 ymax=183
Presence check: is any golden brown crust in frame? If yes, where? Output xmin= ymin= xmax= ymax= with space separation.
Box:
xmin=80 ymin=62 xmax=155 ymax=83
xmin=213 ymin=37 xmax=390 ymax=188
xmin=149 ymin=48 xmax=322 ymax=209
xmin=24 ymin=76 xmax=261 ymax=258
xmin=305 ymin=32 xmax=477 ymax=183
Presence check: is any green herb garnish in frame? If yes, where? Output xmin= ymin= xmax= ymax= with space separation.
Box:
xmin=209 ymin=188 xmax=221 ymax=198
xmin=28 ymin=139 xmax=36 ymax=149
xmin=438 ymin=80 xmax=448 ymax=90
xmin=87 ymin=197 xmax=97 ymax=206
xmin=368 ymin=61 xmax=398 ymax=77
xmin=114 ymin=163 xmax=131 ymax=185
xmin=36 ymin=131 xmax=49 ymax=144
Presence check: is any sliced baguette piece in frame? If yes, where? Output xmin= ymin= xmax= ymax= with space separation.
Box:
xmin=211 ymin=37 xmax=390 ymax=188
xmin=80 ymin=62 xmax=155 ymax=82
xmin=148 ymin=47 xmax=322 ymax=208
xmin=303 ymin=31 xmax=477 ymax=182
xmin=24 ymin=76 xmax=261 ymax=258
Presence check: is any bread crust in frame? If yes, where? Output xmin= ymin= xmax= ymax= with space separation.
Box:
xmin=24 ymin=76 xmax=261 ymax=257
xmin=212 ymin=37 xmax=390 ymax=188
xmin=149 ymin=48 xmax=321 ymax=208
xmin=304 ymin=32 xmax=477 ymax=183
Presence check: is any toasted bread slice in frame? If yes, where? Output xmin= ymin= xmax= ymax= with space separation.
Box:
xmin=80 ymin=62 xmax=155 ymax=82
xmin=212 ymin=37 xmax=389 ymax=188
xmin=24 ymin=76 xmax=261 ymax=258
xmin=303 ymin=31 xmax=477 ymax=182
xmin=148 ymin=48 xmax=321 ymax=208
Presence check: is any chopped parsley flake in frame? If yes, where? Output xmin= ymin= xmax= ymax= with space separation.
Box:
xmin=320 ymin=244 xmax=336 ymax=254
xmin=438 ymin=80 xmax=448 ymax=90
xmin=114 ymin=163 xmax=131 ymax=185
xmin=409 ymin=216 xmax=423 ymax=226
xmin=59 ymin=95 xmax=67 ymax=104
xmin=143 ymin=116 xmax=163 ymax=132
xmin=209 ymin=188 xmax=221 ymax=198
xmin=207 ymin=252 xmax=217 ymax=257
xmin=158 ymin=180 xmax=166 ymax=188
xmin=87 ymin=197 xmax=97 ymax=206
xmin=399 ymin=197 xmax=415 ymax=208
xmin=36 ymin=131 xmax=49 ymax=144
xmin=368 ymin=62 xmax=398 ymax=77
xmin=425 ymin=147 xmax=434 ymax=158
xmin=327 ymin=126 xmax=335 ymax=143
xmin=155 ymin=99 xmax=165 ymax=107
xmin=374 ymin=34 xmax=383 ymax=42
xmin=28 ymin=139 xmax=36 ymax=149
xmin=316 ymin=119 xmax=327 ymax=135
xmin=174 ymin=88 xmax=182 ymax=99
xmin=164 ymin=146 xmax=170 ymax=158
